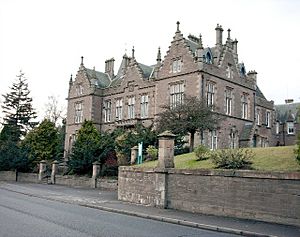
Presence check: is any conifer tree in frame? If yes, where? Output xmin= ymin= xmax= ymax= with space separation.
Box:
xmin=1 ymin=71 xmax=37 ymax=139
xmin=68 ymin=120 xmax=102 ymax=175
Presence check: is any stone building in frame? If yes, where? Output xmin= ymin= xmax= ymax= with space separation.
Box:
xmin=274 ymin=100 xmax=300 ymax=146
xmin=64 ymin=22 xmax=276 ymax=157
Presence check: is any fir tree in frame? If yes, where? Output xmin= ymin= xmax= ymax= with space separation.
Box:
xmin=68 ymin=120 xmax=102 ymax=175
xmin=1 ymin=71 xmax=37 ymax=138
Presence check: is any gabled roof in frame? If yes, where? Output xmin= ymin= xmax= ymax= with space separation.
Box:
xmin=138 ymin=63 xmax=154 ymax=79
xmin=256 ymin=86 xmax=266 ymax=100
xmin=185 ymin=38 xmax=198 ymax=54
xmin=86 ymin=68 xmax=111 ymax=88
xmin=275 ymin=102 xmax=300 ymax=122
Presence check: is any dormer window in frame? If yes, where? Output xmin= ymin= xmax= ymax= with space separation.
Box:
xmin=240 ymin=66 xmax=246 ymax=76
xmin=205 ymin=52 xmax=212 ymax=64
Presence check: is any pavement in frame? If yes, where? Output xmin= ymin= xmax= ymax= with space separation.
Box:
xmin=0 ymin=181 xmax=299 ymax=237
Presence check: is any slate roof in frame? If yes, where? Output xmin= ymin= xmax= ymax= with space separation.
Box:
xmin=275 ymin=102 xmax=300 ymax=122
xmin=256 ymin=86 xmax=266 ymax=99
xmin=185 ymin=38 xmax=198 ymax=54
xmin=86 ymin=68 xmax=111 ymax=88
xmin=138 ymin=63 xmax=154 ymax=79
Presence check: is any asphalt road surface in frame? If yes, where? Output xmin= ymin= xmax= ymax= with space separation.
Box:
xmin=0 ymin=188 xmax=237 ymax=237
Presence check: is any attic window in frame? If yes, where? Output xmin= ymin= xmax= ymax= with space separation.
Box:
xmin=205 ymin=52 xmax=212 ymax=64
xmin=240 ymin=66 xmax=246 ymax=76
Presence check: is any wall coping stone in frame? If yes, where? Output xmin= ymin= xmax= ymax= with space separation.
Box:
xmin=119 ymin=166 xmax=300 ymax=180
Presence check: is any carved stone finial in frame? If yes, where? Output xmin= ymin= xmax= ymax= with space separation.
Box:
xmin=199 ymin=34 xmax=203 ymax=49
xmin=157 ymin=47 xmax=161 ymax=62
xmin=176 ymin=21 xmax=180 ymax=33
xmin=227 ymin=29 xmax=231 ymax=39
xmin=132 ymin=46 xmax=135 ymax=59
xmin=81 ymin=56 xmax=84 ymax=65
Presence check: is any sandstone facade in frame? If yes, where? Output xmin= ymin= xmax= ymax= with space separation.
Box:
xmin=64 ymin=22 xmax=277 ymax=157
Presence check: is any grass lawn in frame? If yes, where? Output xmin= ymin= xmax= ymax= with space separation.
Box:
xmin=138 ymin=146 xmax=300 ymax=172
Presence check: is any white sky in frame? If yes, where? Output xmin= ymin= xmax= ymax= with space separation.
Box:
xmin=1 ymin=0 xmax=300 ymax=121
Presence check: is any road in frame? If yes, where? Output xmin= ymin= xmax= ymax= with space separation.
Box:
xmin=0 ymin=188 xmax=237 ymax=237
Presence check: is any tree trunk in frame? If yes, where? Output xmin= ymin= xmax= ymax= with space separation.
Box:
xmin=190 ymin=132 xmax=195 ymax=152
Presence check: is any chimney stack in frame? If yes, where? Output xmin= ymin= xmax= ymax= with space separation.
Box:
xmin=247 ymin=70 xmax=257 ymax=85
xmin=215 ymin=24 xmax=223 ymax=47
xmin=105 ymin=58 xmax=115 ymax=78
xmin=232 ymin=39 xmax=238 ymax=54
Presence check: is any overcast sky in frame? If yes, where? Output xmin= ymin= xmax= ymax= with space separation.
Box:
xmin=1 ymin=0 xmax=300 ymax=121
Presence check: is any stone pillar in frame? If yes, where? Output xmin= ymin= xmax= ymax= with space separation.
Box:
xmin=130 ymin=146 xmax=138 ymax=165
xmin=91 ymin=161 xmax=100 ymax=188
xmin=38 ymin=160 xmax=47 ymax=181
xmin=157 ymin=131 xmax=176 ymax=169
xmin=51 ymin=160 xmax=59 ymax=184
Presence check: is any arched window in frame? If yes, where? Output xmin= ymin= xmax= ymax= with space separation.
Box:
xmin=205 ymin=52 xmax=212 ymax=64
xmin=241 ymin=66 xmax=246 ymax=76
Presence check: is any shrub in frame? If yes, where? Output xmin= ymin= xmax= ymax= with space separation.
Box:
xmin=194 ymin=145 xmax=210 ymax=161
xmin=146 ymin=145 xmax=158 ymax=161
xmin=210 ymin=148 xmax=253 ymax=169
xmin=296 ymin=133 xmax=300 ymax=164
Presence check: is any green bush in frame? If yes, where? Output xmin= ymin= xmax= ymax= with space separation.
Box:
xmin=194 ymin=145 xmax=210 ymax=161
xmin=146 ymin=145 xmax=158 ymax=160
xmin=210 ymin=148 xmax=253 ymax=169
xmin=296 ymin=133 xmax=300 ymax=164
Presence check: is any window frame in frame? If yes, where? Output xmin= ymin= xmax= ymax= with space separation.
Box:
xmin=115 ymin=98 xmax=123 ymax=121
xmin=140 ymin=94 xmax=149 ymax=119
xmin=225 ymin=88 xmax=233 ymax=116
xmin=127 ymin=96 xmax=135 ymax=119
xmin=74 ymin=102 xmax=83 ymax=124
xmin=287 ymin=122 xmax=295 ymax=135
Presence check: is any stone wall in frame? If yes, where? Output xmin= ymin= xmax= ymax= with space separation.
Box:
xmin=0 ymin=171 xmax=16 ymax=181
xmin=96 ymin=178 xmax=118 ymax=190
xmin=118 ymin=167 xmax=167 ymax=207
xmin=17 ymin=172 xmax=39 ymax=183
xmin=118 ymin=167 xmax=300 ymax=227
xmin=0 ymin=171 xmax=117 ymax=190
xmin=55 ymin=175 xmax=91 ymax=187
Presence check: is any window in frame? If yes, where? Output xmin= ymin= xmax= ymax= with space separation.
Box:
xmin=207 ymin=82 xmax=215 ymax=108
xmin=74 ymin=102 xmax=83 ymax=123
xmin=205 ymin=52 xmax=212 ymax=64
xmin=210 ymin=130 xmax=218 ymax=150
xmin=266 ymin=111 xmax=270 ymax=127
xmin=103 ymin=100 xmax=111 ymax=123
xmin=242 ymin=94 xmax=248 ymax=119
xmin=225 ymin=89 xmax=233 ymax=115
xmin=276 ymin=122 xmax=280 ymax=134
xmin=171 ymin=59 xmax=182 ymax=73
xmin=128 ymin=96 xmax=135 ymax=119
xmin=115 ymin=98 xmax=123 ymax=120
xmin=141 ymin=95 xmax=149 ymax=118
xmin=230 ymin=129 xmax=238 ymax=149
xmin=240 ymin=66 xmax=246 ymax=76
xmin=256 ymin=109 xmax=260 ymax=125
xmin=226 ymin=64 xmax=232 ymax=79
xmin=287 ymin=122 xmax=294 ymax=134
xmin=76 ymin=84 xmax=83 ymax=96
xmin=170 ymin=82 xmax=184 ymax=108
